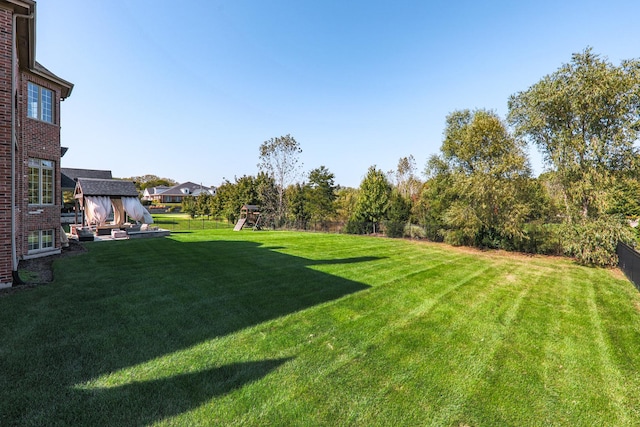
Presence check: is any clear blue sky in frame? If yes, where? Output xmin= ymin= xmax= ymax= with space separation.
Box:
xmin=36 ymin=0 xmax=640 ymax=188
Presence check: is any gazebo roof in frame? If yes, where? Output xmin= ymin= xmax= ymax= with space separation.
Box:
xmin=75 ymin=178 xmax=139 ymax=198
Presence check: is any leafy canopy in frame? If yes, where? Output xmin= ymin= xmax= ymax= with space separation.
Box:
xmin=508 ymin=47 xmax=640 ymax=219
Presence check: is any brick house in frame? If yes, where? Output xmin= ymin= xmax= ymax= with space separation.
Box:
xmin=0 ymin=0 xmax=73 ymax=286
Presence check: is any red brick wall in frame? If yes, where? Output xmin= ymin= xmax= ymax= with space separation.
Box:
xmin=15 ymin=71 xmax=64 ymax=260
xmin=0 ymin=8 xmax=13 ymax=284
xmin=0 ymin=5 xmax=68 ymax=285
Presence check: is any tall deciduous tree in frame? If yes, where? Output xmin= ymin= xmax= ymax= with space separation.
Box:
xmin=258 ymin=134 xmax=302 ymax=224
xmin=334 ymin=187 xmax=359 ymax=223
xmin=508 ymin=48 xmax=640 ymax=220
xmin=428 ymin=109 xmax=534 ymax=247
xmin=393 ymin=155 xmax=421 ymax=201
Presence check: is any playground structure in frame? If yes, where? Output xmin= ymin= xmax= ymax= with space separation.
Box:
xmin=234 ymin=204 xmax=262 ymax=231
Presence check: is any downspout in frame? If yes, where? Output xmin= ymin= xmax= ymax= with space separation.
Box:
xmin=11 ymin=12 xmax=34 ymax=285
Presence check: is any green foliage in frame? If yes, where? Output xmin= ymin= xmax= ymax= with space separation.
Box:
xmin=607 ymin=175 xmax=640 ymax=218
xmin=334 ymin=187 xmax=359 ymax=223
xmin=181 ymin=196 xmax=197 ymax=218
xmin=505 ymin=221 xmax=564 ymax=255
xmin=561 ymin=216 xmax=635 ymax=266
xmin=425 ymin=109 xmax=535 ymax=248
xmin=509 ymin=48 xmax=640 ymax=220
xmin=286 ymin=183 xmax=311 ymax=228
xmin=125 ymin=174 xmax=178 ymax=193
xmin=415 ymin=157 xmax=452 ymax=242
xmin=383 ymin=221 xmax=405 ymax=238
xmin=255 ymin=172 xmax=278 ymax=228
xmin=344 ymin=219 xmax=373 ymax=235
xmin=384 ymin=191 xmax=412 ymax=238
xmin=351 ymin=166 xmax=391 ymax=233
xmin=307 ymin=166 xmax=337 ymax=223
xmin=210 ymin=176 xmax=261 ymax=223
xmin=195 ymin=193 xmax=213 ymax=218
xmin=392 ymin=155 xmax=422 ymax=201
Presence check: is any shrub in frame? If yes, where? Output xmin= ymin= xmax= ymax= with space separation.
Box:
xmin=561 ymin=216 xmax=635 ymax=267
xmin=508 ymin=221 xmax=564 ymax=255
xmin=404 ymin=224 xmax=426 ymax=239
xmin=345 ymin=220 xmax=373 ymax=235
xmin=384 ymin=220 xmax=405 ymax=238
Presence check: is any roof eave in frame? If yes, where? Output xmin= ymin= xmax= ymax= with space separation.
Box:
xmin=31 ymin=67 xmax=74 ymax=98
xmin=6 ymin=1 xmax=74 ymax=99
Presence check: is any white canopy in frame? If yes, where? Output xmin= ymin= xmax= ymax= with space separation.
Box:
xmin=84 ymin=196 xmax=112 ymax=225
xmin=122 ymin=197 xmax=154 ymax=224
xmin=83 ymin=196 xmax=154 ymax=226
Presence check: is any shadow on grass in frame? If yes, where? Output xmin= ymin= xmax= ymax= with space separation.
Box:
xmin=74 ymin=358 xmax=292 ymax=425
xmin=0 ymin=238 xmax=377 ymax=425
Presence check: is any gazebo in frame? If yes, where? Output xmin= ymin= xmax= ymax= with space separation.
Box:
xmin=73 ymin=178 xmax=153 ymax=235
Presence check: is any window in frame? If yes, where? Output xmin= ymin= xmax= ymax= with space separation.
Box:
xmin=28 ymin=158 xmax=54 ymax=205
xmin=28 ymin=230 xmax=54 ymax=253
xmin=28 ymin=82 xmax=54 ymax=123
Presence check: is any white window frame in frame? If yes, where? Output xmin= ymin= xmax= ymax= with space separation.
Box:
xmin=28 ymin=229 xmax=55 ymax=254
xmin=27 ymin=82 xmax=54 ymax=123
xmin=28 ymin=158 xmax=55 ymax=205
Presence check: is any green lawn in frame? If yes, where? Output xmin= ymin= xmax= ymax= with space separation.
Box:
xmin=150 ymin=213 xmax=234 ymax=231
xmin=2 ymin=229 xmax=640 ymax=426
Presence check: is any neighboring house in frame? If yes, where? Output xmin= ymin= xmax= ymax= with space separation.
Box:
xmin=0 ymin=1 xmax=73 ymax=286
xmin=142 ymin=186 xmax=170 ymax=202
xmin=146 ymin=182 xmax=216 ymax=204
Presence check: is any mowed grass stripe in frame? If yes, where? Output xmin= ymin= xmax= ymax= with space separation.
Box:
xmin=221 ymin=255 xmax=523 ymax=424
xmin=247 ymin=259 xmax=534 ymax=425
xmin=458 ymin=263 xmax=640 ymax=426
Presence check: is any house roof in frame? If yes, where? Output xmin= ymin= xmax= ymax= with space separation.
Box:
xmin=74 ymin=178 xmax=138 ymax=198
xmin=61 ymin=168 xmax=113 ymax=190
xmin=144 ymin=186 xmax=170 ymax=196
xmin=158 ymin=181 xmax=213 ymax=196
xmin=33 ymin=61 xmax=74 ymax=99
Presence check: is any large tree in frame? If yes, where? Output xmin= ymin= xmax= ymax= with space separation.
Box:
xmin=258 ymin=134 xmax=303 ymax=224
xmin=210 ymin=175 xmax=261 ymax=223
xmin=306 ymin=166 xmax=337 ymax=224
xmin=125 ymin=174 xmax=178 ymax=192
xmin=508 ymin=48 xmax=640 ymax=220
xmin=427 ymin=109 xmax=534 ymax=247
xmin=352 ymin=166 xmax=391 ymax=234
xmin=393 ymin=155 xmax=422 ymax=201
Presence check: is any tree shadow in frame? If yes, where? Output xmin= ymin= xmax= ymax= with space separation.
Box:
xmin=0 ymin=238 xmax=379 ymax=424
xmin=72 ymin=358 xmax=292 ymax=425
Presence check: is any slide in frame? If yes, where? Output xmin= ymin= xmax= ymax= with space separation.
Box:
xmin=233 ymin=217 xmax=247 ymax=231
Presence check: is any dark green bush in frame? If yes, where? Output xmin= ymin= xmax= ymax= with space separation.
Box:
xmin=345 ymin=220 xmax=373 ymax=235
xmin=384 ymin=221 xmax=405 ymax=238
